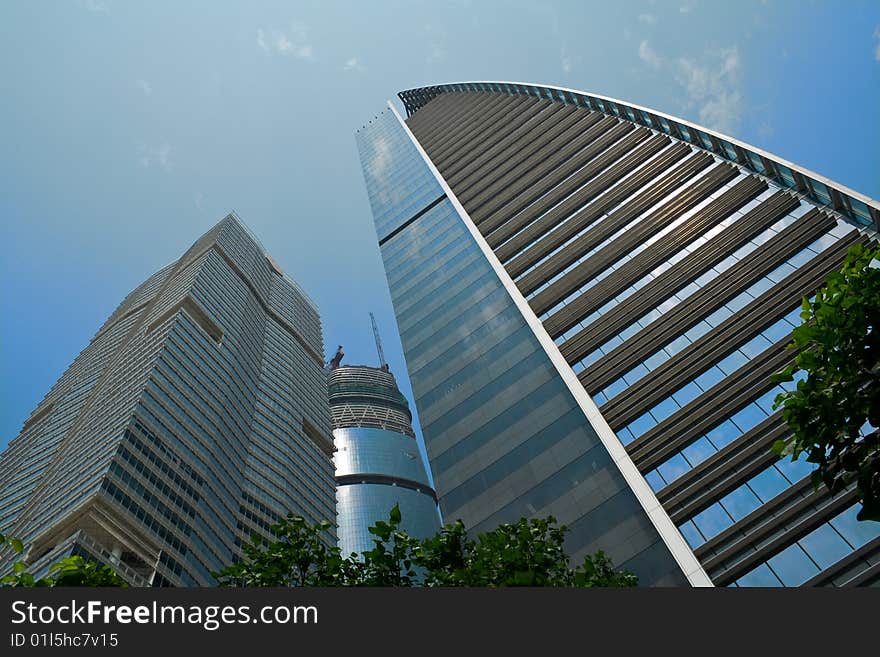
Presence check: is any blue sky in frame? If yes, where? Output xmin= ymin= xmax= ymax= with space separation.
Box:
xmin=1 ymin=0 xmax=879 ymax=455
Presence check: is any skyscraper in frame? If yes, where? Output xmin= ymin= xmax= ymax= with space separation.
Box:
xmin=357 ymin=82 xmax=880 ymax=587
xmin=0 ymin=214 xmax=337 ymax=586
xmin=328 ymin=349 xmax=440 ymax=556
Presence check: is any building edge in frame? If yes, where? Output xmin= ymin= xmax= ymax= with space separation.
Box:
xmin=396 ymin=81 xmax=880 ymax=233
xmin=386 ymin=100 xmax=714 ymax=587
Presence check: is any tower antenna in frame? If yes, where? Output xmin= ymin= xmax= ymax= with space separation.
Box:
xmin=369 ymin=312 xmax=387 ymax=371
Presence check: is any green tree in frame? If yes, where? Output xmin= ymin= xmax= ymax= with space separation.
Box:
xmin=215 ymin=507 xmax=637 ymax=587
xmin=0 ymin=533 xmax=126 ymax=587
xmin=772 ymin=242 xmax=880 ymax=521
xmin=214 ymin=515 xmax=355 ymax=586
xmin=412 ymin=517 xmax=637 ymax=587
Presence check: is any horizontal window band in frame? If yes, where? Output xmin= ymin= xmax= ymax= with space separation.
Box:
xmin=492 ymin=133 xmax=679 ymax=259
xmin=437 ymin=98 xmax=560 ymax=177
xmin=802 ymin=537 xmax=880 ymax=587
xmin=599 ymin=230 xmax=867 ymax=430
xmin=336 ymin=473 xmax=438 ymax=503
xmin=699 ymin=481 xmax=860 ymax=586
xmin=473 ymin=117 xmax=628 ymax=233
xmin=662 ymin=416 xmax=791 ymax=525
xmin=517 ymin=152 xmax=716 ymax=300
xmin=578 ymin=208 xmax=837 ymax=395
xmin=440 ymin=99 xmax=549 ymax=186
xmin=377 ymin=194 xmax=447 ymax=246
xmin=528 ymin=162 xmax=738 ymax=313
xmin=559 ymin=190 xmax=800 ymax=361
xmin=546 ymin=174 xmax=767 ymax=339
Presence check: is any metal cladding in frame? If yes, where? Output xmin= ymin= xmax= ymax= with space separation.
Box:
xmin=357 ymin=82 xmax=880 ymax=587
xmin=329 ymin=365 xmax=415 ymax=437
xmin=329 ymin=364 xmax=440 ymax=557
xmin=0 ymin=214 xmax=337 ymax=586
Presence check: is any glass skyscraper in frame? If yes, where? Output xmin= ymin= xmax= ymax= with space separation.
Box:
xmin=356 ymin=82 xmax=880 ymax=587
xmin=0 ymin=214 xmax=337 ymax=586
xmin=329 ymin=357 xmax=440 ymax=556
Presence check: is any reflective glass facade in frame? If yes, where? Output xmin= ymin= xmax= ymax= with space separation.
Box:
xmin=358 ymin=108 xmax=692 ymax=586
xmin=329 ymin=364 xmax=440 ymax=556
xmin=359 ymin=84 xmax=880 ymax=587
xmin=0 ymin=215 xmax=337 ymax=585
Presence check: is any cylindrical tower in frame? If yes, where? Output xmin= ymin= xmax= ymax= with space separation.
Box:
xmin=328 ymin=358 xmax=441 ymax=556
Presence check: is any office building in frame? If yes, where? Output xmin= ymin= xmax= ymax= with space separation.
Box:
xmin=0 ymin=214 xmax=337 ymax=586
xmin=329 ymin=349 xmax=440 ymax=556
xmin=356 ymin=82 xmax=880 ymax=586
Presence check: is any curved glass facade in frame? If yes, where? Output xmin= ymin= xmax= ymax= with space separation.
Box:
xmin=329 ymin=365 xmax=440 ymax=556
xmin=358 ymin=83 xmax=880 ymax=586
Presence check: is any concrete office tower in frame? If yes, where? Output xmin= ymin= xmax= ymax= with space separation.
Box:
xmin=357 ymin=82 xmax=880 ymax=587
xmin=328 ymin=351 xmax=440 ymax=556
xmin=0 ymin=214 xmax=337 ymax=586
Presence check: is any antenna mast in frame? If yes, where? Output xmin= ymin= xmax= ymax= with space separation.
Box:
xmin=369 ymin=312 xmax=387 ymax=370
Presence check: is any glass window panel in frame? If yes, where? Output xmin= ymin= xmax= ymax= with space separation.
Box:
xmin=767 ymin=543 xmax=819 ymax=586
xmin=603 ymin=378 xmax=627 ymax=399
xmin=720 ymin=484 xmax=762 ymax=521
xmin=692 ymin=503 xmax=733 ymax=541
xmin=672 ymin=382 xmax=703 ymax=407
xmin=736 ymin=562 xmax=782 ymax=587
xmin=694 ymin=366 xmax=724 ymax=392
xmin=616 ymin=425 xmax=634 ymax=445
xmin=684 ymin=321 xmax=712 ymax=342
xmin=775 ymin=456 xmax=814 ymax=484
xmin=829 ymin=504 xmax=880 ymax=549
xmin=657 ymin=453 xmax=690 ymax=485
xmin=807 ymin=180 xmax=832 ymax=205
xmin=847 ymin=198 xmax=871 ymax=225
xmin=623 ymin=363 xmax=650 ymax=386
xmin=643 ymin=350 xmax=667 ymax=371
xmin=755 ymin=388 xmax=781 ymax=415
xmin=774 ymin=164 xmax=797 ymax=188
xmin=748 ymin=464 xmax=790 ymax=503
xmin=644 ymin=469 xmax=665 ymax=492
xmin=666 ymin=334 xmax=692 ymax=356
xmin=747 ymin=152 xmax=766 ymax=173
xmin=627 ymin=412 xmax=657 ymax=439
xmin=682 ymin=436 xmax=716 ymax=468
xmin=798 ymin=523 xmax=853 ymax=569
xmin=730 ymin=403 xmax=768 ymax=433
xmin=705 ymin=420 xmax=740 ymax=450
xmin=717 ymin=350 xmax=748 ymax=375
xmin=651 ymin=397 xmax=681 ymax=423
xmin=740 ymin=334 xmax=773 ymax=358
xmin=762 ymin=319 xmax=793 ymax=344
xmin=678 ymin=520 xmax=704 ymax=549
xmin=721 ymin=141 xmax=739 ymax=161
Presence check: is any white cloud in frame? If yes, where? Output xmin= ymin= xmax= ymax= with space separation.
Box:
xmin=343 ymin=57 xmax=365 ymax=72
xmin=136 ymin=79 xmax=152 ymax=96
xmin=874 ymin=26 xmax=880 ymax=62
xmin=194 ymin=192 xmax=204 ymax=212
xmin=560 ymin=43 xmax=576 ymax=74
xmin=638 ymin=40 xmax=662 ymax=69
xmin=680 ymin=0 xmax=698 ymax=13
xmin=257 ymin=29 xmax=269 ymax=52
xmin=637 ymin=13 xmax=657 ymax=25
xmin=80 ymin=0 xmax=110 ymax=12
xmin=139 ymin=142 xmax=173 ymax=173
xmin=256 ymin=22 xmax=314 ymax=60
xmin=676 ymin=46 xmax=743 ymax=133
xmin=424 ymin=24 xmax=447 ymax=64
